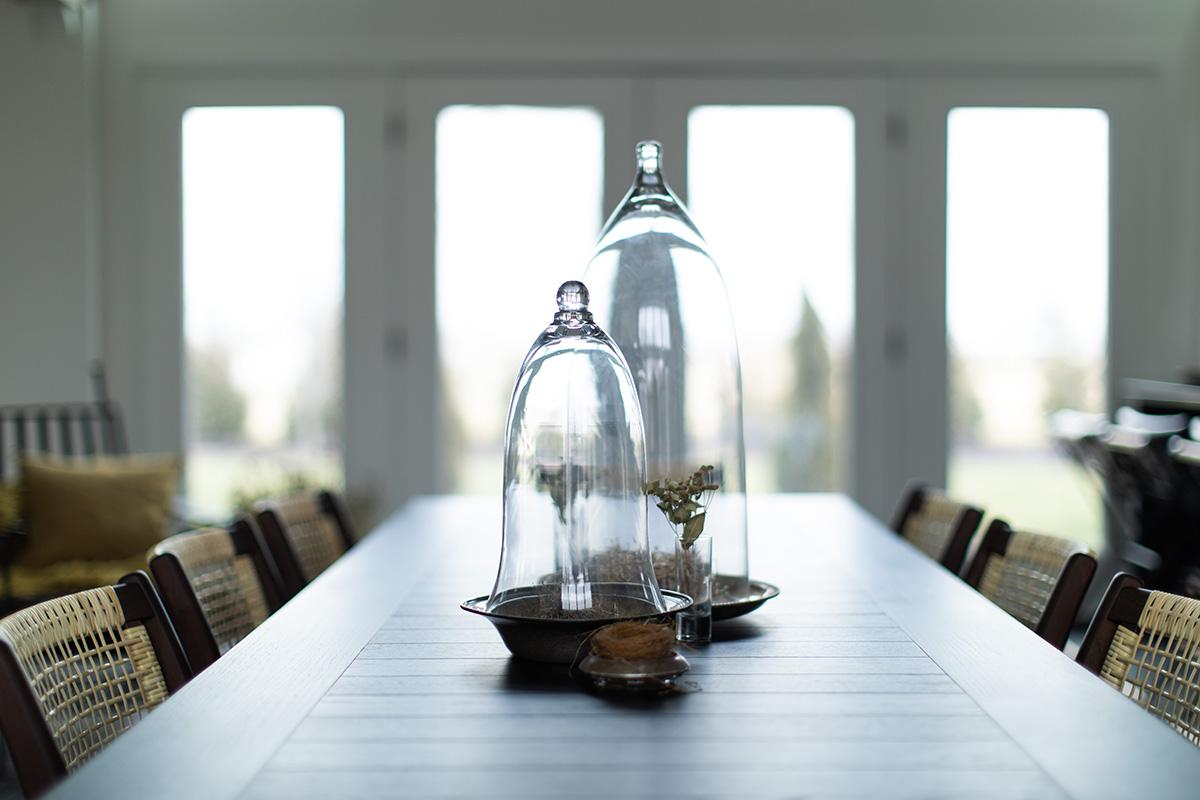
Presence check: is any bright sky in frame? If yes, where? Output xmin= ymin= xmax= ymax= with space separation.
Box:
xmin=436 ymin=106 xmax=603 ymax=443
xmin=182 ymin=106 xmax=345 ymax=445
xmin=688 ymin=105 xmax=855 ymax=449
xmin=689 ymin=106 xmax=856 ymax=355
xmin=948 ymin=107 xmax=1109 ymax=360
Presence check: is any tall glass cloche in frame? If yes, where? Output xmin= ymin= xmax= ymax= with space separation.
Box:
xmin=583 ymin=141 xmax=749 ymax=603
xmin=486 ymin=281 xmax=669 ymax=620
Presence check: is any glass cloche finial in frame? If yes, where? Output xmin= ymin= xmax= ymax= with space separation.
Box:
xmin=555 ymin=280 xmax=589 ymax=313
xmin=486 ymin=281 xmax=668 ymax=620
xmin=637 ymin=141 xmax=661 ymax=177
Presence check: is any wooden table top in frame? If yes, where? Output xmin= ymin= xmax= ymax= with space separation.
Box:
xmin=49 ymin=494 xmax=1200 ymax=799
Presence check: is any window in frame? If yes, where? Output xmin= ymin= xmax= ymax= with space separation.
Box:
xmin=687 ymin=106 xmax=856 ymax=492
xmin=946 ymin=107 xmax=1108 ymax=548
xmin=182 ymin=106 xmax=345 ymax=514
xmin=436 ymin=105 xmax=604 ymax=492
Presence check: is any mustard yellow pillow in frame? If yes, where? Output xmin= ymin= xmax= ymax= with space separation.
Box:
xmin=17 ymin=454 xmax=179 ymax=567
xmin=0 ymin=481 xmax=20 ymax=529
xmin=9 ymin=555 xmax=148 ymax=598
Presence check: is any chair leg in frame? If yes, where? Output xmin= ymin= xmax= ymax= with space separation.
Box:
xmin=2 ymin=562 xmax=10 ymax=610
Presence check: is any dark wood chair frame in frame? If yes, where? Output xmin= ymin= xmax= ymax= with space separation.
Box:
xmin=148 ymin=518 xmax=285 ymax=673
xmin=0 ymin=571 xmax=191 ymax=798
xmin=889 ymin=482 xmax=983 ymax=574
xmin=256 ymin=490 xmax=357 ymax=600
xmin=963 ymin=519 xmax=1097 ymax=650
xmin=1077 ymin=572 xmax=1150 ymax=674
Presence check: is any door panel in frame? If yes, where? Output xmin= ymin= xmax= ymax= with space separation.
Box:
xmin=132 ymin=77 xmax=390 ymax=517
xmin=945 ymin=106 xmax=1109 ymax=548
xmin=904 ymin=77 xmax=1154 ymax=544
xmin=649 ymin=79 xmax=889 ymax=514
xmin=402 ymin=79 xmax=637 ymax=495
xmin=181 ymin=105 xmax=346 ymax=513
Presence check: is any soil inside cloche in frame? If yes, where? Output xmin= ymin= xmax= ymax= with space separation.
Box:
xmin=491 ymin=584 xmax=667 ymax=622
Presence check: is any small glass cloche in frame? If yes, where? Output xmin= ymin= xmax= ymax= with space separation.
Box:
xmin=464 ymin=282 xmax=689 ymax=663
xmin=488 ymin=280 xmax=665 ymax=619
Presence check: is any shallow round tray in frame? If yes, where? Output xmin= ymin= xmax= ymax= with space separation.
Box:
xmin=712 ymin=576 xmax=781 ymax=621
xmin=578 ymin=652 xmax=690 ymax=693
xmin=461 ymin=589 xmax=692 ymax=664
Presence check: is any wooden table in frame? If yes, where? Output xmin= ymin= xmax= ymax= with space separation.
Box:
xmin=49 ymin=495 xmax=1200 ymax=799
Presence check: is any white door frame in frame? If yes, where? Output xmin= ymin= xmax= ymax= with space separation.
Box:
xmin=646 ymin=78 xmax=892 ymax=516
xmin=900 ymin=76 xmax=1159 ymax=492
xmin=397 ymin=77 xmax=639 ymax=493
xmin=117 ymin=74 xmax=393 ymax=512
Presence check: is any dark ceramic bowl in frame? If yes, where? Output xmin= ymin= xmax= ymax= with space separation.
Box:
xmin=461 ymin=586 xmax=692 ymax=664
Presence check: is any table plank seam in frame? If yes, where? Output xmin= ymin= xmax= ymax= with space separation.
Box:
xmin=226 ymin=562 xmax=448 ymax=800
xmin=820 ymin=545 xmax=1074 ymax=799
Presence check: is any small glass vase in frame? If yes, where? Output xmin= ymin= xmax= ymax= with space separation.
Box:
xmin=675 ymin=534 xmax=713 ymax=644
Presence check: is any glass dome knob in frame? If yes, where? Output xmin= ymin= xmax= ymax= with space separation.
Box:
xmin=636 ymin=140 xmax=662 ymax=176
xmin=556 ymin=280 xmax=589 ymax=312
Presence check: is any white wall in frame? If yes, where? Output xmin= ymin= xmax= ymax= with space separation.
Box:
xmin=1180 ymin=13 xmax=1200 ymax=366
xmin=98 ymin=0 xmax=1198 ymax=67
xmin=1142 ymin=4 xmax=1200 ymax=387
xmin=0 ymin=4 xmax=99 ymax=405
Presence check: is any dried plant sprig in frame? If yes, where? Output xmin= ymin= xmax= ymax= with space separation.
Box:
xmin=535 ymin=465 xmax=569 ymax=524
xmin=644 ymin=465 xmax=719 ymax=549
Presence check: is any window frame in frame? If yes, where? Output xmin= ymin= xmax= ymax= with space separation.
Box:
xmin=123 ymin=71 xmax=1160 ymax=524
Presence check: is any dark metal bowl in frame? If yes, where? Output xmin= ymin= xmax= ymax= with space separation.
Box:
xmin=461 ymin=588 xmax=692 ymax=664
xmin=712 ymin=576 xmax=781 ymax=621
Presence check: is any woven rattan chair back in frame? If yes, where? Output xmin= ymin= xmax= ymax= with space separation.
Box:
xmin=149 ymin=519 xmax=282 ymax=672
xmin=963 ymin=520 xmax=1096 ymax=649
xmin=1078 ymin=573 xmax=1200 ymax=746
xmin=256 ymin=490 xmax=356 ymax=599
xmin=889 ymin=483 xmax=983 ymax=573
xmin=0 ymin=572 xmax=191 ymax=796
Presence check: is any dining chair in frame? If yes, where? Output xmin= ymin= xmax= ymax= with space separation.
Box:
xmin=0 ymin=572 xmax=192 ymax=797
xmin=255 ymin=489 xmax=357 ymax=599
xmin=962 ymin=519 xmax=1096 ymax=649
xmin=1099 ymin=411 xmax=1196 ymax=594
xmin=889 ymin=482 xmax=983 ymax=573
xmin=1077 ymin=573 xmax=1200 ymax=746
xmin=149 ymin=518 xmax=283 ymax=673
